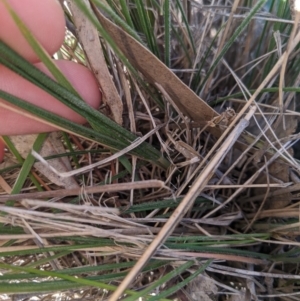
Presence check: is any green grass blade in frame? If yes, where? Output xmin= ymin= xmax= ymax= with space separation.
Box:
xmin=0 ymin=259 xmax=172 ymax=298
xmin=135 ymin=0 xmax=160 ymax=57
xmin=147 ymin=260 xmax=212 ymax=301
xmin=121 ymin=197 xmax=210 ymax=214
xmin=0 ymin=263 xmax=140 ymax=296
xmin=212 ymin=86 xmax=300 ymax=105
xmin=62 ymin=132 xmax=80 ymax=169
xmin=10 ymin=133 xmax=47 ymax=196
xmin=175 ymin=0 xmax=195 ymax=54
xmin=1 ymin=260 xmax=168 ymax=281
xmin=166 ymin=233 xmax=270 ymax=242
xmin=93 ymin=0 xmax=143 ymax=43
xmin=119 ymin=0 xmax=135 ymax=29
xmin=123 ymin=261 xmax=194 ymax=301
xmin=2 ymin=136 xmax=43 ymax=191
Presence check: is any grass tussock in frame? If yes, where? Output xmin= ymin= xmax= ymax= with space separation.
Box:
xmin=1 ymin=0 xmax=300 ymax=300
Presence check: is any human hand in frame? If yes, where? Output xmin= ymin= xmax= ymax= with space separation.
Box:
xmin=0 ymin=0 xmax=102 ymax=161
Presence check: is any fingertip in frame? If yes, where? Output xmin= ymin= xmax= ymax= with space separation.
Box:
xmin=0 ymin=0 xmax=65 ymax=62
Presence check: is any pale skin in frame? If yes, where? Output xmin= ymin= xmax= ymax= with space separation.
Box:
xmin=0 ymin=0 xmax=102 ymax=161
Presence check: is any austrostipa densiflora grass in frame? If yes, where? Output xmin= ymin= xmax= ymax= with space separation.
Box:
xmin=1 ymin=0 xmax=300 ymax=300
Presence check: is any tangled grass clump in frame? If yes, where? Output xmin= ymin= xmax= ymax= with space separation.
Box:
xmin=1 ymin=0 xmax=300 ymax=300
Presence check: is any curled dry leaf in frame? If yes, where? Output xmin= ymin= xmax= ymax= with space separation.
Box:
xmin=175 ymin=140 xmax=201 ymax=160
xmin=207 ymin=107 xmax=236 ymax=128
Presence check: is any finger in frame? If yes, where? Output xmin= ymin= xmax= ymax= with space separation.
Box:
xmin=0 ymin=0 xmax=65 ymax=62
xmin=0 ymin=60 xmax=102 ymax=136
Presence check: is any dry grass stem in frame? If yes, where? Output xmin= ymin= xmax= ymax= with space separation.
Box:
xmin=0 ymin=180 xmax=167 ymax=201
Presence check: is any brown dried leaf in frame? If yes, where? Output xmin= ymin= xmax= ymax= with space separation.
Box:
xmin=207 ymin=107 xmax=236 ymax=128
xmin=175 ymin=141 xmax=201 ymax=160
xmin=91 ymin=5 xmax=218 ymax=123
xmin=67 ymin=0 xmax=123 ymax=124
